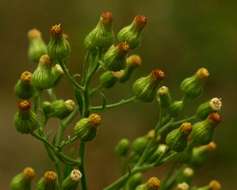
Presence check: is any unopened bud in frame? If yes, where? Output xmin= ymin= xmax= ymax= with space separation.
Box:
xmin=36 ymin=171 xmax=58 ymax=190
xmin=115 ymin=138 xmax=130 ymax=157
xmin=157 ymin=86 xmax=172 ymax=109
xmin=100 ymin=70 xmax=124 ymax=88
xmin=62 ymin=169 xmax=82 ymax=190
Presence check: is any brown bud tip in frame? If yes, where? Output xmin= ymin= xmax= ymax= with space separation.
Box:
xmin=112 ymin=70 xmax=125 ymax=79
xmin=147 ymin=177 xmax=160 ymax=189
xmin=196 ymin=67 xmax=209 ymax=79
xmin=101 ymin=11 xmax=113 ymax=24
xmin=44 ymin=171 xmax=57 ymax=182
xmin=23 ymin=167 xmax=36 ymax=179
xmin=180 ymin=122 xmax=192 ymax=135
xmin=70 ymin=169 xmax=82 ymax=181
xmin=151 ymin=69 xmax=165 ymax=81
xmin=134 ymin=15 xmax=147 ymax=29
xmin=209 ymin=180 xmax=221 ymax=190
xmin=50 ymin=24 xmax=63 ymax=37
xmin=89 ymin=113 xmax=102 ymax=127
xmin=20 ymin=71 xmax=32 ymax=82
xmin=207 ymin=141 xmax=217 ymax=151
xmin=18 ymin=100 xmax=31 ymax=111
xmin=126 ymin=55 xmax=142 ymax=67
xmin=117 ymin=42 xmax=130 ymax=55
xmin=208 ymin=112 xmax=222 ymax=124
xmin=28 ymin=28 xmax=41 ymax=40
xmin=39 ymin=54 xmax=51 ymax=65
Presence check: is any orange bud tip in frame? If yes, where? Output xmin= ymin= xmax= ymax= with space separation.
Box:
xmin=18 ymin=100 xmax=31 ymax=111
xmin=126 ymin=55 xmax=142 ymax=66
xmin=44 ymin=171 xmax=57 ymax=182
xmin=28 ymin=28 xmax=41 ymax=39
xmin=117 ymin=42 xmax=130 ymax=54
xmin=23 ymin=167 xmax=36 ymax=179
xmin=20 ymin=71 xmax=32 ymax=82
xmin=180 ymin=122 xmax=192 ymax=134
xmin=209 ymin=180 xmax=222 ymax=190
xmin=207 ymin=141 xmax=217 ymax=151
xmin=151 ymin=69 xmax=165 ymax=80
xmin=89 ymin=113 xmax=102 ymax=127
xmin=147 ymin=177 xmax=160 ymax=189
xmin=134 ymin=15 xmax=147 ymax=29
xmin=196 ymin=67 xmax=209 ymax=79
xmin=39 ymin=54 xmax=51 ymax=65
xmin=50 ymin=24 xmax=63 ymax=37
xmin=208 ymin=112 xmax=222 ymax=124
xmin=101 ymin=11 xmax=113 ymax=24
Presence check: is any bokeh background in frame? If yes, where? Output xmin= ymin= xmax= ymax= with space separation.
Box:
xmin=0 ymin=0 xmax=236 ymax=189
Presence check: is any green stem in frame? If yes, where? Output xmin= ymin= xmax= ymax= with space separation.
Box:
xmin=79 ymin=142 xmax=87 ymax=190
xmin=90 ymin=96 xmax=136 ymax=111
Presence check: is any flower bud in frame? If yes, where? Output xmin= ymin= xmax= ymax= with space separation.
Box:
xmin=15 ymin=71 xmax=35 ymax=99
xmin=84 ymin=11 xmax=114 ymax=50
xmin=196 ymin=98 xmax=222 ymax=119
xmin=115 ymin=138 xmax=130 ymax=157
xmin=148 ymin=144 xmax=168 ymax=163
xmin=32 ymin=54 xmax=55 ymax=89
xmin=189 ymin=113 xmax=221 ymax=146
xmin=190 ymin=142 xmax=217 ymax=166
xmin=175 ymin=182 xmax=190 ymax=190
xmin=131 ymin=136 xmax=149 ymax=154
xmin=10 ymin=167 xmax=36 ymax=190
xmin=99 ymin=70 xmax=125 ymax=88
xmin=27 ymin=29 xmax=47 ymax=63
xmin=169 ymin=100 xmax=184 ymax=117
xmin=102 ymin=42 xmax=130 ymax=71
xmin=166 ymin=122 xmax=192 ymax=152
xmin=74 ymin=113 xmax=102 ymax=141
xmin=157 ymin=86 xmax=172 ymax=109
xmin=136 ymin=177 xmax=160 ymax=190
xmin=180 ymin=68 xmax=209 ymax=99
xmin=47 ymin=24 xmax=71 ymax=63
xmin=36 ymin=171 xmax=58 ymax=190
xmin=120 ymin=54 xmax=142 ymax=82
xmin=51 ymin=64 xmax=64 ymax=85
xmin=62 ymin=169 xmax=82 ymax=190
xmin=132 ymin=69 xmax=165 ymax=102
xmin=126 ymin=173 xmax=143 ymax=190
xmin=42 ymin=99 xmax=75 ymax=119
xmin=195 ymin=180 xmax=221 ymax=190
xmin=117 ymin=15 xmax=147 ymax=49
xmin=176 ymin=167 xmax=194 ymax=185
xmin=14 ymin=100 xmax=39 ymax=134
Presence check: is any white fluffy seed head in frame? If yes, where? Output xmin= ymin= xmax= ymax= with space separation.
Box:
xmin=209 ymin=97 xmax=222 ymax=111
xmin=176 ymin=182 xmax=190 ymax=190
xmin=183 ymin=167 xmax=194 ymax=177
xmin=70 ymin=169 xmax=82 ymax=181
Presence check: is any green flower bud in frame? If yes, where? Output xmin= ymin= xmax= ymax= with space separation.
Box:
xmin=136 ymin=177 xmax=160 ymax=190
xmin=84 ymin=11 xmax=114 ymax=50
xmin=157 ymin=86 xmax=172 ymax=109
xmin=166 ymin=122 xmax=192 ymax=152
xmin=148 ymin=144 xmax=168 ymax=163
xmin=120 ymin=54 xmax=142 ymax=82
xmin=117 ymin=15 xmax=147 ymax=49
xmin=189 ymin=113 xmax=221 ymax=146
xmin=190 ymin=142 xmax=217 ymax=166
xmin=194 ymin=180 xmax=221 ymax=190
xmin=74 ymin=113 xmax=102 ymax=141
xmin=180 ymin=68 xmax=209 ymax=99
xmin=176 ymin=167 xmax=194 ymax=185
xmin=100 ymin=70 xmax=125 ymax=88
xmin=115 ymin=138 xmax=130 ymax=157
xmin=27 ymin=29 xmax=47 ymax=63
xmin=51 ymin=64 xmax=64 ymax=85
xmin=175 ymin=182 xmax=190 ymax=190
xmin=132 ymin=69 xmax=165 ymax=102
xmin=14 ymin=100 xmax=39 ymax=134
xmin=10 ymin=167 xmax=36 ymax=190
xmin=48 ymin=24 xmax=71 ymax=63
xmin=62 ymin=169 xmax=82 ymax=190
xmin=32 ymin=55 xmax=55 ymax=90
xmin=15 ymin=71 xmax=35 ymax=99
xmin=196 ymin=98 xmax=222 ymax=120
xmin=43 ymin=99 xmax=76 ymax=119
xmin=102 ymin=42 xmax=130 ymax=71
xmin=125 ymin=173 xmax=143 ymax=190
xmin=169 ymin=100 xmax=184 ymax=117
xmin=131 ymin=136 xmax=149 ymax=154
xmin=36 ymin=171 xmax=58 ymax=190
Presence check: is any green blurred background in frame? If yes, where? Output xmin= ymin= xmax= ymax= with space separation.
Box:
xmin=0 ymin=0 xmax=236 ymax=189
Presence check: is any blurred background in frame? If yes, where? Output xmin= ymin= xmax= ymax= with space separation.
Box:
xmin=0 ymin=0 xmax=236 ymax=189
